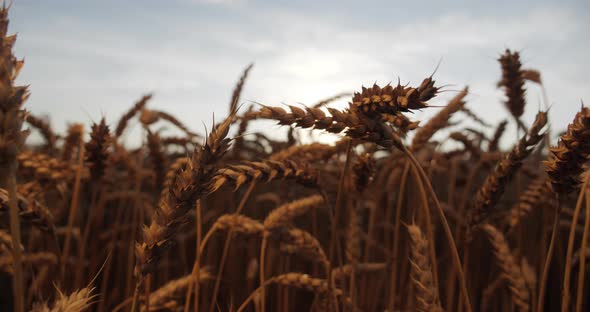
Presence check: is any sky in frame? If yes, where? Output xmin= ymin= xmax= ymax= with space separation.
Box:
xmin=8 ymin=0 xmax=590 ymax=147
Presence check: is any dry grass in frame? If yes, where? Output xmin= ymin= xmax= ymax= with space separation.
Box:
xmin=0 ymin=7 xmax=588 ymax=312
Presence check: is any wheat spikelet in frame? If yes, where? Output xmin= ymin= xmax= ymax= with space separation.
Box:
xmin=345 ymin=206 xmax=361 ymax=264
xmin=274 ymin=227 xmax=328 ymax=265
xmin=146 ymin=268 xmax=213 ymax=310
xmin=506 ymin=178 xmax=552 ymax=230
xmin=152 ymin=110 xmax=199 ymax=138
xmin=481 ymin=224 xmax=530 ymax=312
xmin=460 ymin=107 xmax=491 ymax=127
xmin=350 ymin=80 xmax=438 ymax=117
xmin=135 ymin=109 xmax=235 ymax=276
xmin=0 ymin=252 xmax=58 ymax=273
xmin=139 ymin=108 xmax=159 ymax=126
xmin=498 ymin=49 xmax=526 ymax=119
xmin=0 ymin=187 xmax=54 ymax=232
xmin=146 ymin=130 xmax=166 ymax=189
xmin=238 ymin=272 xmax=357 ymax=312
xmin=352 ymin=153 xmax=375 ymax=193
xmin=229 ymin=63 xmax=254 ymax=116
xmin=450 ymin=132 xmax=481 ymax=158
xmin=160 ymin=136 xmax=193 ymax=148
xmin=233 ymin=105 xmax=255 ymax=155
xmin=488 ymin=119 xmax=508 ymax=151
xmin=544 ymin=106 xmax=590 ymax=195
xmin=465 ymin=127 xmax=489 ymax=143
xmin=62 ymin=123 xmax=84 ymax=162
xmin=469 ymin=111 xmax=547 ymax=229
xmin=213 ymin=214 xmax=264 ymax=235
xmin=270 ymin=272 xmax=333 ymax=293
xmin=0 ymin=229 xmax=10 ymax=247
xmin=138 ymin=110 xmax=198 ymax=142
xmin=311 ymin=294 xmax=331 ymax=312
xmin=115 ymin=94 xmax=152 ymax=137
xmin=522 ymin=69 xmax=542 ymax=84
xmin=411 ymin=87 xmax=468 ymax=152
xmin=545 ymin=107 xmax=590 ymax=312
xmin=0 ymin=9 xmax=29 ymax=168
xmin=85 ymin=118 xmax=110 ymax=181
xmin=0 ymin=229 xmax=17 ymax=251
xmin=209 ymin=159 xmax=318 ymax=193
xmin=407 ymin=224 xmax=444 ymax=312
xmin=18 ymin=150 xmax=82 ymax=182
xmin=331 ymin=262 xmax=387 ymax=281
xmin=251 ymin=272 xmax=356 ymax=311
xmin=256 ymin=105 xmax=405 ymax=148
xmin=26 ymin=114 xmax=57 ymax=153
xmin=520 ymin=258 xmax=537 ymax=293
xmin=38 ymin=286 xmax=96 ymax=312
xmin=263 ymin=195 xmax=323 ymax=230
xmin=160 ymin=157 xmax=189 ymax=197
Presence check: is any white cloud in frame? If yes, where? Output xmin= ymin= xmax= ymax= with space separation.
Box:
xmin=183 ymin=0 xmax=247 ymax=6
xmin=12 ymin=3 xmax=589 ymax=145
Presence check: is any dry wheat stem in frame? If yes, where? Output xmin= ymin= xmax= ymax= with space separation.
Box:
xmin=258 ymin=195 xmax=323 ymax=312
xmin=403 ymin=148 xmax=472 ymax=312
xmin=408 ymin=161 xmax=439 ymax=289
xmin=207 ymin=182 xmax=258 ymax=312
xmin=562 ymin=175 xmax=590 ymax=312
xmin=387 ymin=161 xmax=411 ymax=311
xmin=537 ymin=194 xmax=561 ymax=312
xmin=61 ymin=133 xmax=85 ymax=282
xmin=575 ymin=189 xmax=590 ymax=312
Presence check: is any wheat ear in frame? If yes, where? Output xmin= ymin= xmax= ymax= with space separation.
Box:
xmin=407 ymin=224 xmax=444 ymax=312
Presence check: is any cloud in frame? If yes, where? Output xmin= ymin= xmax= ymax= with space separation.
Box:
xmin=11 ymin=2 xmax=589 ymax=145
xmin=182 ymin=0 xmax=247 ymax=6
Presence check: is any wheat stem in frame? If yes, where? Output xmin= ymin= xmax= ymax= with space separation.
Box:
xmin=575 ymin=189 xmax=590 ymax=312
xmin=561 ymin=174 xmax=590 ymax=312
xmin=403 ymin=147 xmax=472 ymax=312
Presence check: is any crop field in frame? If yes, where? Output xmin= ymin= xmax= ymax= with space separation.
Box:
xmin=0 ymin=6 xmax=588 ymax=312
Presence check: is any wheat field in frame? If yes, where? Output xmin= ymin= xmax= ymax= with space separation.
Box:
xmin=0 ymin=6 xmax=588 ymax=312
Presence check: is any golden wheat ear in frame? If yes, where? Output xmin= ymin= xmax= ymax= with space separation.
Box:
xmin=468 ymin=110 xmax=547 ymax=230
xmin=406 ymin=223 xmax=444 ymax=312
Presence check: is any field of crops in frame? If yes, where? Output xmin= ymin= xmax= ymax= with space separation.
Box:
xmin=0 ymin=7 xmax=588 ymax=312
